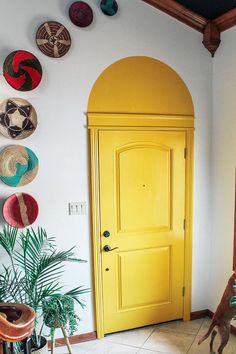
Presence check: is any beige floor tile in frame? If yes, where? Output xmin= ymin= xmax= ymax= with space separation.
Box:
xmin=155 ymin=319 xmax=204 ymax=335
xmin=188 ymin=333 xmax=236 ymax=354
xmin=84 ymin=340 xmax=139 ymax=353
xmin=54 ymin=339 xmax=99 ymax=353
xmin=143 ymin=329 xmax=195 ymax=354
xmin=55 ymin=339 xmax=138 ymax=353
xmin=105 ymin=326 xmax=156 ymax=347
xmin=197 ymin=317 xmax=212 ymax=336
xmin=188 ymin=334 xmax=219 ymax=354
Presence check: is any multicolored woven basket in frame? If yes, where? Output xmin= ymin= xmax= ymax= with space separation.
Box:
xmin=0 ymin=145 xmax=39 ymax=187
xmin=3 ymin=50 xmax=43 ymax=91
xmin=0 ymin=98 xmax=37 ymax=139
xmin=36 ymin=21 xmax=71 ymax=58
xmin=3 ymin=193 xmax=39 ymax=228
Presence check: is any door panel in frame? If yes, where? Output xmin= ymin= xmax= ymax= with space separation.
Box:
xmin=118 ymin=246 xmax=171 ymax=309
xmin=99 ymin=130 xmax=186 ymax=334
xmin=116 ymin=144 xmax=171 ymax=232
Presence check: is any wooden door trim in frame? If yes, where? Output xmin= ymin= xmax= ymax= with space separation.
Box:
xmin=88 ymin=114 xmax=194 ymax=337
xmin=88 ymin=113 xmax=194 ymax=129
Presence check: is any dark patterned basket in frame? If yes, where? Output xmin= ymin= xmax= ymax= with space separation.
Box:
xmin=36 ymin=21 xmax=71 ymax=58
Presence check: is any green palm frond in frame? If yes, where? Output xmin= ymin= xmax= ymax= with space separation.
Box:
xmin=64 ymin=287 xmax=90 ymax=308
xmin=0 ymin=266 xmax=24 ymax=303
xmin=33 ymin=283 xmax=63 ymax=310
xmin=0 ymin=225 xmax=18 ymax=255
xmin=0 ymin=266 xmax=13 ymax=302
xmin=0 ymin=225 xmax=89 ymax=347
xmin=16 ymin=227 xmax=55 ymax=266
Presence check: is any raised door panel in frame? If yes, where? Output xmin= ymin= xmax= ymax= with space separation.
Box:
xmin=117 ymin=246 xmax=171 ymax=310
xmin=116 ymin=144 xmax=172 ymax=234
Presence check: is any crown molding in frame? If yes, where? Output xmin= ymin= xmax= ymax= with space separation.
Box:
xmin=214 ymin=8 xmax=236 ymax=32
xmin=143 ymin=0 xmax=236 ymax=56
xmin=142 ymin=0 xmax=207 ymax=32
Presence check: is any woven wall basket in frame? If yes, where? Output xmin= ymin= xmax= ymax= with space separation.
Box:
xmin=36 ymin=21 xmax=71 ymax=58
xmin=3 ymin=50 xmax=42 ymax=91
xmin=0 ymin=98 xmax=37 ymax=139
xmin=69 ymin=1 xmax=93 ymax=27
xmin=3 ymin=193 xmax=39 ymax=228
xmin=0 ymin=145 xmax=39 ymax=187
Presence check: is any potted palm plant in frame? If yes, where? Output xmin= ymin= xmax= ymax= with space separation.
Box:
xmin=0 ymin=225 xmax=89 ymax=353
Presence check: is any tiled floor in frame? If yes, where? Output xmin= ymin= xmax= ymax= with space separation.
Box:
xmin=55 ymin=318 xmax=236 ymax=353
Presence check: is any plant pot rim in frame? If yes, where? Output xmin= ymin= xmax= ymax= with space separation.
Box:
xmin=32 ymin=336 xmax=47 ymax=352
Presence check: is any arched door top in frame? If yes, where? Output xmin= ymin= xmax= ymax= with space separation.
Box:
xmin=88 ymin=56 xmax=194 ymax=116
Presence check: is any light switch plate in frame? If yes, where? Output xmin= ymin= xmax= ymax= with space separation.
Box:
xmin=69 ymin=202 xmax=87 ymax=215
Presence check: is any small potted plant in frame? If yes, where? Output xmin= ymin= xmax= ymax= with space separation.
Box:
xmin=42 ymin=292 xmax=84 ymax=354
xmin=0 ymin=225 xmax=89 ymax=353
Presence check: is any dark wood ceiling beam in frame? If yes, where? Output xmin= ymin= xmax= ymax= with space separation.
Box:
xmin=143 ymin=0 xmax=236 ymax=56
xmin=143 ymin=0 xmax=207 ymax=33
xmin=213 ymin=8 xmax=236 ymax=32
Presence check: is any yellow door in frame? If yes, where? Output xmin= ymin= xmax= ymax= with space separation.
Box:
xmin=99 ymin=130 xmax=186 ymax=334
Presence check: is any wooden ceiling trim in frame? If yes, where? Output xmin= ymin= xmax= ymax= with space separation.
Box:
xmin=143 ymin=0 xmax=207 ymax=33
xmin=214 ymin=8 xmax=236 ymax=32
xmin=143 ymin=0 xmax=236 ymax=56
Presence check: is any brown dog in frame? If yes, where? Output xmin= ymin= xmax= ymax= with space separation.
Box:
xmin=198 ymin=271 xmax=236 ymax=353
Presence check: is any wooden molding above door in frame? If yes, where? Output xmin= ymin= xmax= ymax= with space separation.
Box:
xmin=143 ymin=0 xmax=236 ymax=57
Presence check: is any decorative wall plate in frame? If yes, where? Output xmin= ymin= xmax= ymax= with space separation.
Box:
xmin=0 ymin=145 xmax=39 ymax=187
xmin=69 ymin=1 xmax=93 ymax=27
xmin=36 ymin=21 xmax=71 ymax=58
xmin=3 ymin=50 xmax=43 ymax=91
xmin=100 ymin=0 xmax=118 ymax=16
xmin=0 ymin=98 xmax=37 ymax=139
xmin=3 ymin=193 xmax=39 ymax=228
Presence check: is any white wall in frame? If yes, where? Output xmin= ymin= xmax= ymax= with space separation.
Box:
xmin=0 ymin=0 xmax=213 ymax=335
xmin=210 ymin=27 xmax=236 ymax=313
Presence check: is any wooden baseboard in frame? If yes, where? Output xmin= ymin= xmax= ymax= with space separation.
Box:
xmin=207 ymin=310 xmax=214 ymax=318
xmin=48 ymin=331 xmax=97 ymax=348
xmin=190 ymin=309 xmax=209 ymax=320
xmin=191 ymin=309 xmax=236 ymax=336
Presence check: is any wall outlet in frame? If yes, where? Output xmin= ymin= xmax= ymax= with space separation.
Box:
xmin=69 ymin=202 xmax=87 ymax=215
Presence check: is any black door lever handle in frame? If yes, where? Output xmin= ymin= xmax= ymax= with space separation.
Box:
xmin=103 ymin=245 xmax=119 ymax=252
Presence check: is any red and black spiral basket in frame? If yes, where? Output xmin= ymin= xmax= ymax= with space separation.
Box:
xmin=3 ymin=50 xmax=43 ymax=91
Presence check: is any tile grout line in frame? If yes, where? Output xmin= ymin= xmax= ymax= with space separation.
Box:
xmin=140 ymin=325 xmax=157 ymax=349
xmin=186 ymin=318 xmax=206 ymax=353
xmin=186 ymin=333 xmax=198 ymax=353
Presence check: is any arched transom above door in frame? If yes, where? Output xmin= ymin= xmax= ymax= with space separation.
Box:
xmin=88 ymin=56 xmax=194 ymax=116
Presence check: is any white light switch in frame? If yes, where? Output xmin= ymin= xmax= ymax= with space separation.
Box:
xmin=69 ymin=202 xmax=87 ymax=215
